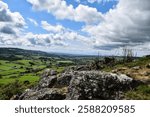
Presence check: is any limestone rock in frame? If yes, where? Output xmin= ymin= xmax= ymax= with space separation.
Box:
xmin=66 ymin=71 xmax=141 ymax=100
xmin=38 ymin=75 xmax=57 ymax=89
xmin=41 ymin=69 xmax=57 ymax=77
xmin=18 ymin=69 xmax=142 ymax=100
xmin=19 ymin=88 xmax=66 ymax=100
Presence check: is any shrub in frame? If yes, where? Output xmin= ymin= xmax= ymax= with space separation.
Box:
xmin=0 ymin=75 xmax=2 ymax=79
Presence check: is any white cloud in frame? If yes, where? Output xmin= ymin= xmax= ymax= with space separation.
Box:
xmin=75 ymin=4 xmax=103 ymax=24
xmin=41 ymin=21 xmax=64 ymax=33
xmin=1 ymin=0 xmax=150 ymax=56
xmin=82 ymin=0 xmax=150 ymax=52
xmin=75 ymin=0 xmax=118 ymax=4
xmin=0 ymin=1 xmax=25 ymax=27
xmin=0 ymin=1 xmax=26 ymax=37
xmin=27 ymin=0 xmax=103 ymax=24
xmin=75 ymin=0 xmax=81 ymax=3
xmin=27 ymin=18 xmax=38 ymax=26
xmin=41 ymin=21 xmax=90 ymax=43
xmin=87 ymin=0 xmax=118 ymax=4
xmin=87 ymin=0 xmax=99 ymax=3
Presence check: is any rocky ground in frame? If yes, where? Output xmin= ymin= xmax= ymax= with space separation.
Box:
xmin=15 ymin=68 xmax=143 ymax=100
xmin=111 ymin=64 xmax=150 ymax=83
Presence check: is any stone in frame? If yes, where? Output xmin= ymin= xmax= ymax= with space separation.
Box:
xmin=41 ymin=69 xmax=57 ymax=77
xmin=57 ymin=73 xmax=72 ymax=87
xmin=18 ymin=69 xmax=142 ymax=100
xmin=38 ymin=75 xmax=57 ymax=89
xmin=66 ymin=71 xmax=141 ymax=100
xmin=132 ymin=66 xmax=141 ymax=70
xmin=19 ymin=88 xmax=66 ymax=100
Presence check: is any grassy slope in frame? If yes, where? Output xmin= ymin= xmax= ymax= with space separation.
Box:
xmin=102 ymin=56 xmax=150 ymax=100
xmin=0 ymin=53 xmax=76 ymax=99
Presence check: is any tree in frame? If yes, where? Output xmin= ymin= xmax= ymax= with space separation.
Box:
xmin=29 ymin=61 xmax=35 ymax=66
xmin=122 ymin=47 xmax=135 ymax=62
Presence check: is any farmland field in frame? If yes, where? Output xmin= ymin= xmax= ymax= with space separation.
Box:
xmin=0 ymin=48 xmax=81 ymax=99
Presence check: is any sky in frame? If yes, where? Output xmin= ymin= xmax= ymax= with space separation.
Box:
xmin=0 ymin=0 xmax=150 ymax=56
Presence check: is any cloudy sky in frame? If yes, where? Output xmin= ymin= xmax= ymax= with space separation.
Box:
xmin=0 ymin=0 xmax=150 ymax=56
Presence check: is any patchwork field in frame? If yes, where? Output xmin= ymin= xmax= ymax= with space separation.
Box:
xmin=0 ymin=48 xmax=80 ymax=99
xmin=0 ymin=48 xmax=150 ymax=100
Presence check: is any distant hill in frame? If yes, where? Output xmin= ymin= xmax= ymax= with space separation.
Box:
xmin=0 ymin=47 xmax=64 ymax=61
xmin=0 ymin=47 xmax=98 ymax=59
xmin=0 ymin=47 xmax=55 ymax=57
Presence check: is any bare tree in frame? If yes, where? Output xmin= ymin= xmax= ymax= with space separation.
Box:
xmin=122 ymin=47 xmax=135 ymax=62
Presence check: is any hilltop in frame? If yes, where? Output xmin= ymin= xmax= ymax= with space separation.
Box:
xmin=0 ymin=47 xmax=150 ymax=100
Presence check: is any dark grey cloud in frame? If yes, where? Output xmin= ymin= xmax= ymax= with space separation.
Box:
xmin=0 ymin=9 xmax=12 ymax=22
xmin=94 ymin=43 xmax=124 ymax=50
xmin=0 ymin=26 xmax=16 ymax=34
xmin=83 ymin=0 xmax=150 ymax=51
xmin=0 ymin=0 xmax=26 ymax=45
xmin=0 ymin=1 xmax=25 ymax=25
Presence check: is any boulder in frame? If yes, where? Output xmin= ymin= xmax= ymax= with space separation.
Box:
xmin=66 ymin=71 xmax=141 ymax=100
xmin=18 ymin=69 xmax=142 ymax=100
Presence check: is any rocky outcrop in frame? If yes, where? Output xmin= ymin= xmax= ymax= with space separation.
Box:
xmin=66 ymin=71 xmax=141 ymax=100
xmin=18 ymin=69 xmax=142 ymax=100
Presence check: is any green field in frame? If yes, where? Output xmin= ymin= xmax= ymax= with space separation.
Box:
xmin=0 ymin=58 xmax=71 ymax=85
xmin=0 ymin=54 xmax=77 ymax=99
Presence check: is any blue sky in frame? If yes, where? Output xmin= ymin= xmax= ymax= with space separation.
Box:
xmin=4 ymin=0 xmax=117 ymax=33
xmin=0 ymin=0 xmax=150 ymax=56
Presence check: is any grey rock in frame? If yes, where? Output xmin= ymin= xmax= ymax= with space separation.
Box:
xmin=18 ymin=69 xmax=142 ymax=100
xmin=66 ymin=71 xmax=141 ymax=100
xmin=57 ymin=73 xmax=72 ymax=87
xmin=38 ymin=75 xmax=57 ymax=89
xmin=41 ymin=69 xmax=57 ymax=77
xmin=20 ymin=88 xmax=66 ymax=100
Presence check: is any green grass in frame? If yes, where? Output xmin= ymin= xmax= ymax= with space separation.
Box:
xmin=102 ymin=56 xmax=150 ymax=72
xmin=56 ymin=67 xmax=65 ymax=73
xmin=51 ymin=66 xmax=64 ymax=73
xmin=0 ymin=59 xmax=42 ymax=86
xmin=19 ymin=74 xmax=40 ymax=83
xmin=15 ymin=60 xmax=32 ymax=65
xmin=33 ymin=65 xmax=46 ymax=69
xmin=0 ymin=69 xmax=25 ymax=76
xmin=0 ymin=56 xmax=67 ymax=99
xmin=0 ymin=78 xmax=16 ymax=85
xmin=57 ymin=60 xmax=73 ymax=63
xmin=127 ymin=57 xmax=150 ymax=68
xmin=0 ymin=65 xmax=11 ymax=70
xmin=0 ymin=74 xmax=39 ymax=85
xmin=125 ymin=85 xmax=150 ymax=100
xmin=3 ymin=74 xmax=19 ymax=79
xmin=0 ymin=57 xmax=65 ymax=86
